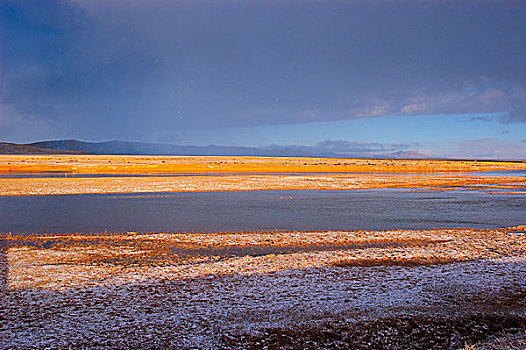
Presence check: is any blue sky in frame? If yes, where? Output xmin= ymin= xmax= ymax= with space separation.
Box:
xmin=173 ymin=113 xmax=526 ymax=158
xmin=175 ymin=113 xmax=513 ymax=146
xmin=1 ymin=0 xmax=525 ymax=158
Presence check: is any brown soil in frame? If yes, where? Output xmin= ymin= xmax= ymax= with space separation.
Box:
xmin=223 ymin=314 xmax=526 ymax=350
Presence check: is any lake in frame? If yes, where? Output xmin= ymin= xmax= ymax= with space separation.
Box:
xmin=1 ymin=188 xmax=524 ymax=235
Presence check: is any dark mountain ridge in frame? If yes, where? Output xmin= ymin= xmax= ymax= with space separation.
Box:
xmin=0 ymin=139 xmax=430 ymax=159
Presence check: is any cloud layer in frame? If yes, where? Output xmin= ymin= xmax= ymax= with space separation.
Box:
xmin=1 ymin=0 xmax=525 ymax=144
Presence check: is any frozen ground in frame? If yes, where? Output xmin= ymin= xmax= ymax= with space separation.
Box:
xmin=1 ymin=227 xmax=526 ymax=349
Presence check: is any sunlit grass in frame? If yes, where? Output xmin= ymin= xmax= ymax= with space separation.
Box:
xmin=1 ymin=155 xmax=525 ymax=174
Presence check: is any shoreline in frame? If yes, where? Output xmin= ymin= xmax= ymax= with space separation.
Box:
xmin=1 ymin=173 xmax=525 ymax=196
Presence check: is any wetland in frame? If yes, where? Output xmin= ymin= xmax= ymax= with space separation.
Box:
xmin=1 ymin=155 xmax=526 ymax=349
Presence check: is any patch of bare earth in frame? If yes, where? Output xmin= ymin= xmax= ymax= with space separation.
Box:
xmin=465 ymin=330 xmax=526 ymax=349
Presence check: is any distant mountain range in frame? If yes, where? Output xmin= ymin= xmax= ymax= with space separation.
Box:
xmin=0 ymin=142 xmax=87 ymax=155
xmin=0 ymin=139 xmax=430 ymax=159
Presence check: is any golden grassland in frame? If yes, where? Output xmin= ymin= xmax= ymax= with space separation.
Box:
xmin=1 ymin=155 xmax=525 ymax=196
xmin=1 ymin=154 xmax=526 ymax=174
xmin=1 ymin=173 xmax=525 ymax=196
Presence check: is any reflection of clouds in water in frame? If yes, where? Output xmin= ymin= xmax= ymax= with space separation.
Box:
xmin=0 ymin=242 xmax=7 ymax=293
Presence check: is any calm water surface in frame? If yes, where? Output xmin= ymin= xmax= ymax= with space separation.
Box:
xmin=1 ymin=189 xmax=524 ymax=235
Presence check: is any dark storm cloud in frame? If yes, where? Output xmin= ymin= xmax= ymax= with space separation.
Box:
xmin=1 ymin=0 xmax=525 ymax=142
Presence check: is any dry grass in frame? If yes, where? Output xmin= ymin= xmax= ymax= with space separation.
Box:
xmin=1 ymin=155 xmax=525 ymax=196
xmin=1 ymin=173 xmax=525 ymax=196
xmin=1 ymin=155 xmax=525 ymax=174
xmin=3 ymin=226 xmax=525 ymax=291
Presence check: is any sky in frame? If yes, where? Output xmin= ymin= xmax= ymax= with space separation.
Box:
xmin=1 ymin=0 xmax=526 ymax=158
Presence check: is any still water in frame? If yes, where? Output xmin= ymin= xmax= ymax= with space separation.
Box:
xmin=1 ymin=189 xmax=524 ymax=235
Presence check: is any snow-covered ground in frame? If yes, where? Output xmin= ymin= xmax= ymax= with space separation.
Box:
xmin=1 ymin=227 xmax=526 ymax=349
